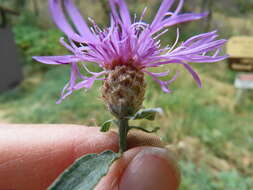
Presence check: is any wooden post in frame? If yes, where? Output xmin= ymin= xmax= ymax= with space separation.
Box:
xmin=0 ymin=4 xmax=22 ymax=92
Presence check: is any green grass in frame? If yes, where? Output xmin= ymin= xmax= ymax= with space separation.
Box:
xmin=0 ymin=67 xmax=110 ymax=125
xmin=180 ymin=161 xmax=252 ymax=190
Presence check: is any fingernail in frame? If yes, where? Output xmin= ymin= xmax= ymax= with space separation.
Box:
xmin=119 ymin=147 xmax=180 ymax=190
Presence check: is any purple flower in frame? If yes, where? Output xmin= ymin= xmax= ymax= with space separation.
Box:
xmin=33 ymin=0 xmax=228 ymax=103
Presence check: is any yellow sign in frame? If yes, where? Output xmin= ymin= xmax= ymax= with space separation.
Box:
xmin=227 ymin=36 xmax=253 ymax=58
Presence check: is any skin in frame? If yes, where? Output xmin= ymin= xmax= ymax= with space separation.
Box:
xmin=0 ymin=124 xmax=180 ymax=190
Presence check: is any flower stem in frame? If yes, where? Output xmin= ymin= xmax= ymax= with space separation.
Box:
xmin=118 ymin=118 xmax=129 ymax=154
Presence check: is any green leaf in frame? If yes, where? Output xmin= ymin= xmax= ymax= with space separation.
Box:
xmin=48 ymin=150 xmax=119 ymax=190
xmin=130 ymin=108 xmax=163 ymax=121
xmin=129 ymin=126 xmax=160 ymax=133
xmin=100 ymin=119 xmax=114 ymax=132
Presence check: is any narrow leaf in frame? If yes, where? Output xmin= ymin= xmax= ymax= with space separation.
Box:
xmin=48 ymin=150 xmax=119 ymax=190
xmin=129 ymin=126 xmax=160 ymax=133
xmin=100 ymin=119 xmax=114 ymax=132
xmin=130 ymin=108 xmax=163 ymax=121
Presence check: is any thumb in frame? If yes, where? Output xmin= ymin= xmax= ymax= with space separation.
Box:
xmin=95 ymin=146 xmax=180 ymax=190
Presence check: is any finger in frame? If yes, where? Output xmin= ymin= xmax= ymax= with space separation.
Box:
xmin=95 ymin=146 xmax=180 ymax=190
xmin=0 ymin=124 xmax=168 ymax=190
xmin=0 ymin=124 xmax=118 ymax=190
xmin=127 ymin=129 xmax=165 ymax=148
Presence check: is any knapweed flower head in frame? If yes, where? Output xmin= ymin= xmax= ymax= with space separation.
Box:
xmin=33 ymin=0 xmax=227 ymax=118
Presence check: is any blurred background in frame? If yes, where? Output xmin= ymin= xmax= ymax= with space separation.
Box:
xmin=0 ymin=0 xmax=253 ymax=189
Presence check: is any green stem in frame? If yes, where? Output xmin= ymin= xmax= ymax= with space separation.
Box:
xmin=118 ymin=119 xmax=129 ymax=154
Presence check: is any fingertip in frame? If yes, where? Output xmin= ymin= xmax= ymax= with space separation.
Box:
xmin=127 ymin=130 xmax=165 ymax=149
xmin=119 ymin=147 xmax=180 ymax=190
xmin=95 ymin=147 xmax=180 ymax=190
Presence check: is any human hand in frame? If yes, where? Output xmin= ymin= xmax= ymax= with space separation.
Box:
xmin=0 ymin=124 xmax=180 ymax=190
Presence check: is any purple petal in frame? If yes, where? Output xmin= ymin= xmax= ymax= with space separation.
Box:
xmin=146 ymin=70 xmax=171 ymax=77
xmin=170 ymin=55 xmax=229 ymax=63
xmin=59 ymin=37 xmax=75 ymax=53
xmin=144 ymin=70 xmax=171 ymax=93
xmin=117 ymin=0 xmax=131 ymax=26
xmin=56 ymin=90 xmax=73 ymax=104
xmin=74 ymin=77 xmax=96 ymax=90
xmin=49 ymin=0 xmax=89 ymax=43
xmin=56 ymin=63 xmax=80 ymax=104
xmin=152 ymin=12 xmax=207 ymax=34
xmin=69 ymin=63 xmax=79 ymax=87
xmin=170 ymin=39 xmax=227 ymax=56
xmin=179 ymin=62 xmax=202 ymax=88
xmin=151 ymin=0 xmax=175 ymax=28
xmin=108 ymin=0 xmax=131 ymax=27
xmin=182 ymin=31 xmax=217 ymax=46
xmin=174 ymin=0 xmax=184 ymax=15
xmin=63 ymin=0 xmax=96 ymax=42
xmin=74 ymin=70 xmax=107 ymax=90
xmin=163 ymin=12 xmax=208 ymax=26
xmin=145 ymin=59 xmax=180 ymax=67
xmin=160 ymin=85 xmax=171 ymax=93
xmin=145 ymin=60 xmax=202 ymax=88
xmin=144 ymin=69 xmax=180 ymax=93
xmin=32 ymin=55 xmax=80 ymax=64
xmin=56 ymin=64 xmax=107 ymax=104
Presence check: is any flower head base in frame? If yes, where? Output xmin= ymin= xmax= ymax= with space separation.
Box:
xmin=33 ymin=0 xmax=228 ymax=110
xmin=102 ymin=65 xmax=146 ymax=118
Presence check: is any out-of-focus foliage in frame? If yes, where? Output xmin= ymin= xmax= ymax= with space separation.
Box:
xmin=230 ymin=0 xmax=253 ymax=14
xmin=180 ymin=161 xmax=252 ymax=190
xmin=0 ymin=0 xmax=26 ymax=9
xmin=13 ymin=13 xmax=65 ymax=71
